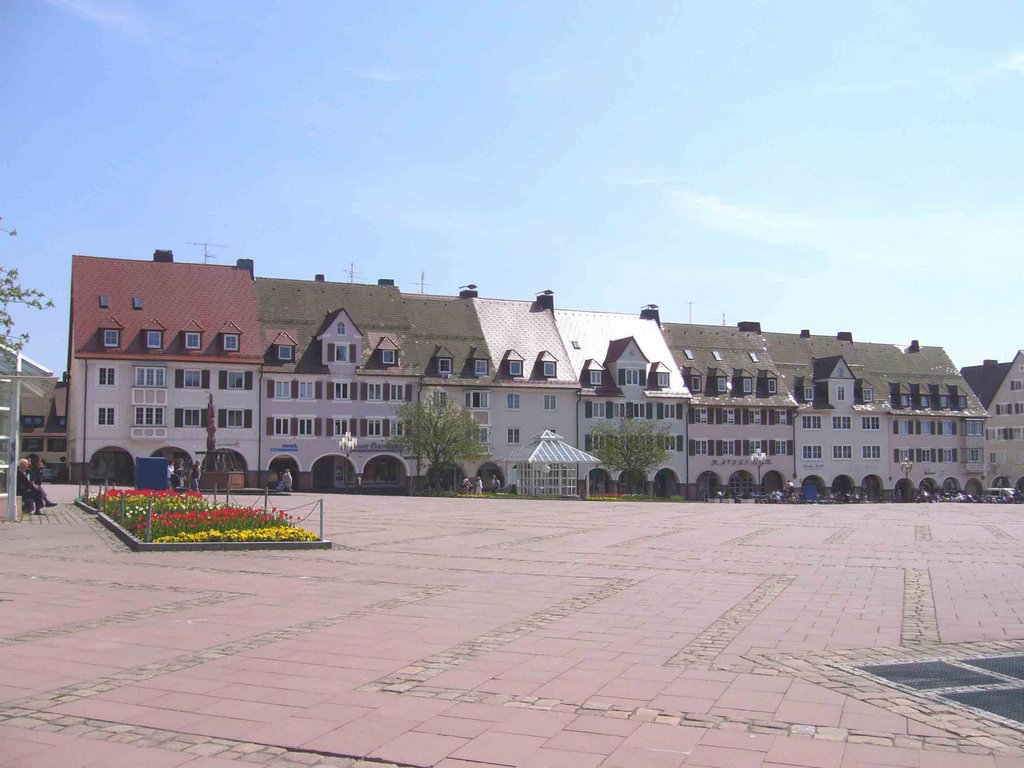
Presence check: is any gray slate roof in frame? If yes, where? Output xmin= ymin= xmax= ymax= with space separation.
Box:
xmin=472 ymin=298 xmax=577 ymax=387
xmin=961 ymin=358 xmax=1015 ymax=409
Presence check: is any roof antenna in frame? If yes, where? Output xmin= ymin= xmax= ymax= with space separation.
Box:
xmin=188 ymin=242 xmax=229 ymax=264
xmin=721 ymin=312 xmax=726 ymax=326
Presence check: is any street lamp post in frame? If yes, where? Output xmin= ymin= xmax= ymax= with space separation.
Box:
xmin=338 ymin=432 xmax=358 ymax=491
xmin=750 ymin=451 xmax=768 ymax=503
xmin=899 ymin=458 xmax=914 ymax=502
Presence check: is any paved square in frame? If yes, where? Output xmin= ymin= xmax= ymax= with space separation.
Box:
xmin=4 ymin=489 xmax=1024 ymax=767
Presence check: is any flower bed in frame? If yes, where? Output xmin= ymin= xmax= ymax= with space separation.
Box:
xmin=588 ymin=494 xmax=686 ymax=502
xmin=84 ymin=489 xmax=322 ymax=546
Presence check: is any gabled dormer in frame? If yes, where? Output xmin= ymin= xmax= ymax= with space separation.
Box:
xmin=890 ymin=381 xmax=911 ymax=408
xmin=100 ymin=315 xmax=124 ymax=349
xmin=316 ymin=309 xmax=363 ymax=365
xmin=605 ymin=337 xmax=649 ymax=388
xmin=707 ymin=367 xmax=729 ymax=396
xmin=270 ymin=331 xmax=298 ymax=363
xmin=181 ymin=319 xmax=205 ymax=352
xmin=220 ymin=321 xmax=243 ymax=353
xmin=648 ymin=361 xmax=672 ymax=390
xmin=811 ymin=355 xmax=853 ymax=406
xmin=757 ymin=369 xmax=779 ymax=396
xmin=732 ymin=367 xmax=755 ymax=396
xmin=582 ymin=358 xmax=608 ymax=389
xmin=141 ymin=318 xmax=167 ymax=351
xmin=534 ymin=350 xmax=558 ymax=379
xmin=466 ymin=346 xmax=490 ymax=378
xmin=373 ymin=335 xmax=401 ymax=367
xmin=432 ymin=345 xmax=455 ymax=378
xmin=502 ymin=349 xmax=525 ymax=378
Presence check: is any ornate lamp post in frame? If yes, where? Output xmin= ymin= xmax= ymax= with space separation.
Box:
xmin=899 ymin=457 xmax=914 ymax=502
xmin=338 ymin=431 xmax=358 ymax=490
xmin=750 ymin=450 xmax=768 ymax=502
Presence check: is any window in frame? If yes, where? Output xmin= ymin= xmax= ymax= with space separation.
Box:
xmin=966 ymin=447 xmax=983 ymax=463
xmin=475 ymin=360 xmax=488 ymax=376
xmin=773 ymin=440 xmax=789 ymax=455
xmin=134 ymin=406 xmax=165 ymax=426
xmin=862 ymin=387 xmax=874 ymax=402
xmin=146 ymin=330 xmax=163 ymax=349
xmin=590 ymin=370 xmax=602 ymax=386
xmin=433 ymin=391 xmax=447 ymax=406
xmin=767 ymin=378 xmax=777 ymax=394
xmin=937 ymin=395 xmax=949 ymax=408
xmin=336 ymin=321 xmax=346 ymax=335
xmin=803 ymin=386 xmax=814 ymax=401
xmin=185 ymin=331 xmax=202 ymax=349
xmin=712 ymin=350 xmax=722 ymax=361
xmin=592 ymin=401 xmax=606 ymax=418
xmin=98 ymin=367 xmax=115 ymax=386
xmin=366 ymin=383 xmax=382 ymax=401
xmin=722 ymin=408 xmax=735 ymax=424
xmin=620 ymin=368 xmax=640 ymax=385
xmin=393 ymin=420 xmax=404 ymax=437
xmin=544 ymin=394 xmax=557 ymax=411
xmin=297 ymin=417 xmax=314 ymax=436
xmin=132 ymin=297 xmax=143 ymax=310
xmin=466 ymin=391 xmax=489 ymax=409
xmin=381 ymin=349 xmax=395 ymax=365
xmin=958 ymin=395 xmax=968 ymax=409
xmin=863 ymin=445 xmax=881 ymax=459
xmin=223 ymin=333 xmax=240 ymax=351
xmin=508 ymin=428 xmax=520 ymax=445
xmin=181 ymin=370 xmax=200 ymax=388
xmin=861 ymin=416 xmax=879 ymax=430
xmin=508 ymin=360 xmax=523 ymax=377
xmin=103 ymin=329 xmax=120 ymax=347
xmin=657 ymin=372 xmax=670 ymax=388
xmin=683 ymin=349 xmax=694 ymax=360
xmin=22 ymin=438 xmax=43 ymax=451
xmin=227 ymin=371 xmax=246 ymax=390
xmin=275 ymin=381 xmax=291 ymax=399
xmin=900 ymin=394 xmax=910 ymax=407
xmin=389 ymin=384 xmax=404 ymax=400
xmin=1013 ymin=380 xmax=1024 ymax=392
xmin=47 ymin=438 xmax=66 ymax=452
xmin=895 ymin=420 xmax=910 ymax=435
xmin=832 ymin=416 xmax=851 ymax=430
xmin=836 ymin=385 xmax=846 ymax=401
xmin=478 ymin=426 xmax=491 ymax=444
xmin=294 ymin=381 xmax=313 ymax=399
xmin=690 ymin=375 xmax=702 ymax=392
xmin=99 ymin=294 xmax=109 ymax=308
xmin=543 ymin=361 xmax=557 ymax=377
xmin=367 ymin=419 xmax=382 ymax=437
xmin=333 ymin=418 xmax=348 ymax=436
xmin=832 ymin=445 xmax=852 ymax=459
xmin=692 ymin=439 xmax=709 ymax=455
xmin=571 ymin=340 xmax=581 ymax=349
xmin=919 ymin=394 xmax=930 ymax=408
xmin=225 ymin=410 xmax=245 ymax=428
xmin=920 ymin=421 xmax=934 ymax=435
xmin=333 ymin=345 xmax=348 ymax=362
xmin=333 ymin=382 xmax=349 ymax=399
xmin=777 ymin=410 xmax=789 ymax=425
xmin=98 ymin=407 xmax=115 ymax=426
xmin=749 ymin=409 xmax=762 ymax=425
xmin=506 ymin=393 xmax=520 ymax=410
xmin=694 ymin=407 xmax=708 ymax=424
xmin=278 ymin=345 xmax=293 ymax=361
xmin=135 ymin=367 xmax=166 ymax=387
xmin=940 ymin=420 xmax=955 ymax=436
xmin=742 ymin=378 xmax=752 ymax=394
xmin=803 ymin=445 xmax=822 ymax=460
xmin=437 ymin=357 xmax=453 ymax=375
xmin=721 ymin=440 xmax=736 ymax=456
xmin=182 ymin=409 xmax=203 ymax=427
xmin=274 ymin=417 xmax=290 ymax=435
xmin=749 ymin=351 xmax=759 ymax=362
xmin=802 ymin=415 xmax=821 ymax=430
xmin=717 ymin=377 xmax=728 ymax=393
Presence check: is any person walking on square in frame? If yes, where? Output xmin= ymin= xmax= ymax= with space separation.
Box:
xmin=188 ymin=461 xmax=201 ymax=492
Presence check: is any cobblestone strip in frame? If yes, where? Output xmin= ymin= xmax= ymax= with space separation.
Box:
xmin=484 ymin=528 xmax=586 ymax=550
xmin=364 ymin=578 xmax=637 ymax=693
xmin=984 ymin=524 xmax=1013 ymax=541
xmin=361 ymin=528 xmax=502 ymax=549
xmin=608 ymin=527 xmax=691 ymax=549
xmin=722 ymin=526 xmax=781 ymax=546
xmin=10 ymin=585 xmax=453 ymax=713
xmin=902 ymin=567 xmax=940 ymax=645
xmin=825 ymin=528 xmax=855 ymax=544
xmin=0 ymin=709 xmax=409 ymax=767
xmin=666 ymin=575 xmax=795 ymax=668
xmin=915 ymin=525 xmax=933 ymax=542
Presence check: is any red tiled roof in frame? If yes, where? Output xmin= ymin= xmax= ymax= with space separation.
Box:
xmin=71 ymin=256 xmax=262 ymax=362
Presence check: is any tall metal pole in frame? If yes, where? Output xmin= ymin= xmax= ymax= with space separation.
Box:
xmin=5 ymin=351 xmax=22 ymax=521
xmin=319 ymin=498 xmax=324 ymax=542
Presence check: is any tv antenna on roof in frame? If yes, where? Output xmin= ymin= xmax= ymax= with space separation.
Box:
xmin=188 ymin=242 xmax=230 ymax=263
xmin=417 ymin=270 xmax=434 ymax=294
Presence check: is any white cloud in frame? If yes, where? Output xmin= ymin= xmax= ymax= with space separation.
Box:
xmin=42 ymin=0 xmax=151 ymax=43
xmin=995 ymin=50 xmax=1024 ymax=76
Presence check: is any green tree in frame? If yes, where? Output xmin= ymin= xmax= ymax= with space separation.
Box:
xmin=1 ymin=266 xmax=53 ymax=351
xmin=589 ymin=418 xmax=671 ymax=494
xmin=392 ymin=392 xmax=484 ymax=489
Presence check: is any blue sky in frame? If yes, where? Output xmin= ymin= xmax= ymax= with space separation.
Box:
xmin=3 ymin=0 xmax=1022 ymax=375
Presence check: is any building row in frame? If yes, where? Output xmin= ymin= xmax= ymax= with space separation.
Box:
xmin=64 ymin=251 xmax=1003 ymax=500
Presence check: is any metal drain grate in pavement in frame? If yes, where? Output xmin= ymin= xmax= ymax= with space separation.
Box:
xmin=944 ymin=688 xmax=1024 ymax=725
xmin=860 ymin=661 xmax=1003 ymax=690
xmin=964 ymin=656 xmax=1024 ymax=682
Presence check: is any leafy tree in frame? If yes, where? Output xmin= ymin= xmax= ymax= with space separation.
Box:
xmin=392 ymin=392 xmax=484 ymax=489
xmin=589 ymin=418 xmax=671 ymax=494
xmin=1 ymin=266 xmax=53 ymax=351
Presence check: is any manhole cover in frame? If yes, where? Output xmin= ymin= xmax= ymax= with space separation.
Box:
xmin=964 ymin=657 xmax=1024 ymax=682
xmin=944 ymin=689 xmax=1024 ymax=725
xmin=860 ymin=661 xmax=1002 ymax=690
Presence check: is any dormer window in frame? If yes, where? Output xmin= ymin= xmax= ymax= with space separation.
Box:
xmin=863 ymin=387 xmax=874 ymax=402
xmin=278 ymin=345 xmax=294 ymax=361
xmin=381 ymin=349 xmax=396 ymax=365
xmin=691 ymin=375 xmax=702 ymax=392
xmin=185 ymin=332 xmax=202 ymax=350
xmin=508 ymin=360 xmax=523 ymax=377
xmin=657 ymin=372 xmax=670 ymax=388
xmin=590 ymin=370 xmax=602 ymax=386
xmin=103 ymin=329 xmax=120 ymax=347
xmin=803 ymin=386 xmax=814 ymax=401
xmin=543 ymin=361 xmax=556 ymax=377
xmin=742 ymin=378 xmax=752 ymax=394
xmin=223 ymin=333 xmax=240 ymax=351
xmin=717 ymin=376 xmax=728 ymax=393
xmin=920 ymin=394 xmax=930 ymax=408
xmin=437 ymin=357 xmax=453 ymax=376
xmin=958 ymin=395 xmax=968 ymax=409
xmin=333 ymin=345 xmax=348 ymax=362
xmin=337 ymin=321 xmax=346 ymax=335
xmin=146 ymin=330 xmax=163 ymax=349
xmin=767 ymin=378 xmax=777 ymax=394
xmin=900 ymin=394 xmax=910 ymax=407
xmin=475 ymin=360 xmax=488 ymax=377
xmin=938 ymin=394 xmax=948 ymax=408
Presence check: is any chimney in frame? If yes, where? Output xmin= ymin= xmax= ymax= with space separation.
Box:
xmin=983 ymin=358 xmax=998 ymax=366
xmin=377 ymin=278 xmax=395 ymax=287
xmin=536 ymin=289 xmax=554 ymax=311
xmin=837 ymin=331 xmax=853 ymax=343
xmin=153 ymin=249 xmax=173 ymax=263
xmin=737 ymin=321 xmax=761 ymax=334
xmin=459 ymin=283 xmax=478 ymax=299
xmin=908 ymin=339 xmax=920 ymax=353
xmin=234 ymin=258 xmax=254 ymax=279
xmin=639 ymin=304 xmax=661 ymax=326
xmin=314 ymin=274 xmax=325 ymax=282
xmin=800 ymin=329 xmax=810 ymax=338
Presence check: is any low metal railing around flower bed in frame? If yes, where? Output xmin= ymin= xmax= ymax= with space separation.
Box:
xmin=84 ymin=489 xmax=324 ymax=544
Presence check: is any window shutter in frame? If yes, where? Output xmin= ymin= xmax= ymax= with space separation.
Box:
xmin=715 ymin=440 xmax=723 ymax=456
xmin=618 ymin=369 xmax=626 ymax=386
xmin=326 ymin=419 xmax=334 ymax=437
xmin=931 ymin=420 xmax=937 ymax=434
xmin=676 ymin=404 xmax=684 ymax=420
xmin=675 ymin=435 xmax=683 ymax=453
xmin=383 ymin=419 xmax=391 ymax=437
xmin=893 ymin=420 xmax=899 ymax=434
xmin=349 ymin=343 xmax=357 ymax=362
xmin=715 ymin=408 xmax=723 ymax=425
xmin=689 ymin=439 xmax=696 ymax=456
xmin=315 ymin=381 xmax=323 ymax=400
xmin=327 ymin=343 xmax=335 ymax=361
xmin=951 ymin=421 xmax=957 ymax=435
xmin=585 ymin=401 xmax=593 ymax=418
xmin=217 ymin=409 xmax=226 ymax=428
xmin=175 ymin=369 xmax=184 ymax=388
xmin=761 ymin=408 xmax=768 ymax=424
xmin=314 ymin=418 xmax=322 ymax=436
xmin=742 ymin=409 xmax=750 ymax=425
xmin=688 ymin=408 xmax=695 ymax=424
xmin=291 ymin=380 xmax=299 ymax=399
xmin=742 ymin=440 xmax=750 ymax=455
xmin=952 ymin=448 xmax=958 ymax=462
xmin=383 ymin=385 xmax=391 ymax=401
xmin=266 ymin=379 xmax=274 ymax=398
xmin=606 ymin=401 xmax=614 ymax=419
xmin=200 ymin=408 xmax=208 ymax=428
xmin=266 ymin=417 xmax=273 ymax=436
xmin=201 ymin=370 xmax=210 ymax=389
xmin=914 ymin=420 xmax=921 ymax=435
xmin=656 ymin=403 xmax=664 ymax=420
xmin=218 ymin=371 xmax=227 ymax=389
xmin=768 ymin=440 xmax=776 ymax=456
xmin=326 ymin=382 xmax=334 ymax=400
xmin=893 ymin=448 xmax=899 ymax=463
xmin=350 ymin=383 xmax=357 ymax=401
xmin=244 ymin=410 xmax=252 ymax=429
xmin=787 ymin=440 xmax=793 ymax=456
xmin=405 ymin=384 xmax=412 ymax=401
xmin=359 ymin=418 xmax=367 ymax=437
xmin=646 ymin=403 xmax=653 ymax=419
xmin=360 ymin=383 xmax=368 ymax=400
xmin=174 ymin=408 xmax=183 ymax=428
xmin=291 ymin=417 xmax=298 ymax=436
xmin=244 ymin=372 xmax=253 ymax=390
xmin=585 ymin=434 xmax=592 ymax=450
